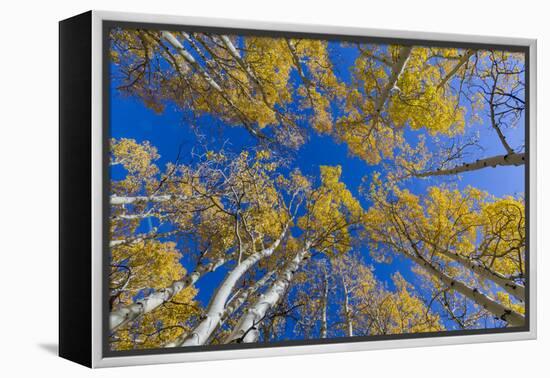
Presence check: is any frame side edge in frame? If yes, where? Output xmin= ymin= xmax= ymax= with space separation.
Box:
xmin=59 ymin=10 xmax=93 ymax=368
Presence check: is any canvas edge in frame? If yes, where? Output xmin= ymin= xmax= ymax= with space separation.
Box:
xmin=90 ymin=10 xmax=537 ymax=368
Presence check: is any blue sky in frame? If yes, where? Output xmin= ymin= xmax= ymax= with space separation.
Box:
xmin=109 ymin=39 xmax=525 ymax=334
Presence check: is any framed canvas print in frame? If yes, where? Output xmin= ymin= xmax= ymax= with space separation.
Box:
xmin=59 ymin=10 xmax=537 ymax=368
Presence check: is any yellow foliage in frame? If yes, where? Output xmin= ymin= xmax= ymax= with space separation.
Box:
xmin=497 ymin=292 xmax=525 ymax=315
xmin=298 ymin=166 xmax=363 ymax=254
xmin=478 ymin=197 xmax=525 ymax=277
xmin=352 ymin=269 xmax=443 ymax=335
xmin=336 ymin=45 xmax=468 ymax=164
xmin=111 ymin=240 xmax=186 ymax=302
xmin=364 ymin=182 xmax=525 ymax=317
xmin=110 ymin=240 xmax=201 ymax=350
xmin=110 ymin=138 xmax=159 ymax=195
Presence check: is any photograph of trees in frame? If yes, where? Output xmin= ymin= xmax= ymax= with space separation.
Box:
xmin=107 ymin=27 xmax=526 ymax=351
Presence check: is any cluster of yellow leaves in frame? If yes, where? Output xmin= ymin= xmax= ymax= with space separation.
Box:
xmin=109 ymin=141 xmax=318 ymax=349
xmin=293 ymin=39 xmax=345 ymax=134
xmin=367 ymin=273 xmax=443 ymax=334
xmin=297 ymin=166 xmax=363 ymax=254
xmin=113 ymin=288 xmax=199 ymax=350
xmin=245 ymin=37 xmax=294 ymax=106
xmin=276 ymin=169 xmax=312 ymax=196
xmin=292 ymin=252 xmax=442 ymax=337
xmin=189 ymin=149 xmax=293 ymax=262
xmin=110 ymin=29 xmax=155 ymax=65
xmin=111 ymin=30 xmax=348 ymax=147
xmin=111 ymin=240 xmax=185 ymax=301
xmin=110 ymin=240 xmax=200 ymax=350
xmin=497 ymin=292 xmax=525 ymax=316
xmin=389 ymin=47 xmax=465 ymax=135
xmin=336 ymin=113 xmax=402 ymax=164
xmin=241 ymin=152 xmax=290 ymax=240
xmin=478 ymin=197 xmax=525 ymax=277
xmin=423 ymin=186 xmax=486 ymax=255
xmin=341 ymin=258 xmax=442 ymax=335
xmin=195 ymin=204 xmax=236 ymax=258
xmin=365 ymin=183 xmax=519 ymax=271
xmin=335 ymin=45 xmax=468 ymax=165
xmin=111 ymin=138 xmax=159 ymax=194
xmin=364 ymin=181 xmax=525 ymax=317
xmin=109 ymin=138 xmax=166 ymax=240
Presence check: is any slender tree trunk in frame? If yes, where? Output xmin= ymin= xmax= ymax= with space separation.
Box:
xmin=489 ymin=79 xmax=515 ymax=155
xmin=177 ymin=227 xmax=288 ymax=346
xmin=221 ymin=271 xmax=276 ymax=326
xmin=109 ymin=230 xmax=177 ymax=248
xmin=286 ymin=40 xmax=316 ymax=99
xmin=113 ymin=212 xmax=164 ymax=221
xmin=219 ymin=35 xmax=259 ymax=84
xmin=160 ymin=31 xmax=267 ymax=141
xmin=415 ymin=153 xmax=525 ymax=177
xmin=164 ymin=270 xmax=276 ymax=347
xmin=437 ymin=49 xmax=475 ymax=89
xmin=110 ymin=237 xmax=148 ymax=248
xmin=205 ymin=270 xmax=275 ymax=345
xmin=342 ymin=279 xmax=353 ymax=337
xmin=224 ymin=244 xmax=311 ymax=344
xmin=437 ymin=248 xmax=525 ymax=302
xmin=320 ymin=266 xmax=329 ymax=339
xmin=371 ymin=46 xmax=413 ymax=126
xmin=220 ymin=34 xmax=290 ymax=130
xmin=161 ymin=31 xmax=222 ymax=92
xmin=110 ymin=194 xmax=181 ymax=205
xmin=109 ymin=256 xmax=227 ymax=331
xmin=408 ymin=252 xmax=524 ymax=327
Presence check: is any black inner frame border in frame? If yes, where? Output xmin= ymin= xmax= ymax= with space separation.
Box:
xmin=102 ymin=19 xmax=531 ymax=358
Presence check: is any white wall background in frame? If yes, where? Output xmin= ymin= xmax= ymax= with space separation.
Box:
xmin=0 ymin=0 xmax=545 ymax=376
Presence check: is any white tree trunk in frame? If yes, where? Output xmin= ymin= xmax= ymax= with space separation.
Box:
xmin=224 ymin=245 xmax=311 ymax=344
xmin=286 ymin=40 xmax=313 ymax=89
xmin=219 ymin=36 xmax=259 ymax=83
xmin=164 ymin=270 xmax=276 ymax=347
xmin=409 ymin=252 xmax=524 ymax=327
xmin=320 ymin=266 xmax=329 ymax=338
xmin=110 ymin=194 xmax=180 ymax=205
xmin=113 ymin=212 xmax=164 ymax=221
xmin=437 ymin=49 xmax=475 ymax=89
xmin=109 ymin=238 xmax=142 ymax=248
xmin=109 ymin=257 xmax=227 ymax=331
xmin=220 ymin=34 xmax=285 ymax=126
xmin=222 ymin=271 xmax=276 ymax=325
xmin=371 ymin=46 xmax=413 ymax=126
xmin=109 ymin=230 xmax=176 ymax=248
xmin=177 ymin=227 xmax=288 ymax=346
xmin=161 ymin=31 xmax=222 ymax=92
xmin=437 ymin=248 xmax=525 ymax=302
xmin=416 ymin=153 xmax=525 ymax=177
xmin=342 ymin=279 xmax=353 ymax=337
xmin=160 ymin=31 xmax=266 ymax=140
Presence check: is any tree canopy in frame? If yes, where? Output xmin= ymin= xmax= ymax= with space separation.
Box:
xmin=106 ymin=27 xmax=527 ymax=351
